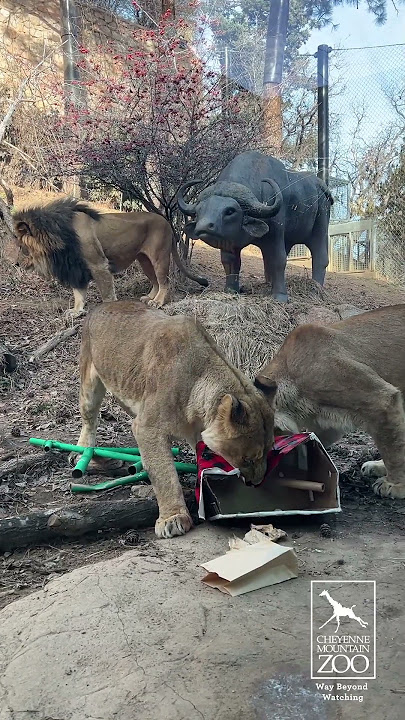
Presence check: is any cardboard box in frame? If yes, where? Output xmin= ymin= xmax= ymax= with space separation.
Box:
xmin=197 ymin=433 xmax=340 ymax=521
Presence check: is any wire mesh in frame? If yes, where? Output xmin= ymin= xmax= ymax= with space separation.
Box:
xmin=329 ymin=44 xmax=405 ymax=281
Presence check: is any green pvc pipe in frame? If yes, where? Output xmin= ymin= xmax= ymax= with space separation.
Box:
xmin=93 ymin=448 xmax=143 ymax=463
xmin=71 ymin=470 xmax=150 ymax=493
xmin=72 ymin=447 xmax=94 ymax=479
xmin=30 ymin=439 xmax=141 ymax=463
xmin=127 ymin=460 xmax=143 ymax=475
xmin=105 ymin=447 xmax=141 ymax=455
xmin=70 ymin=462 xmax=197 ymax=494
xmin=30 ymin=438 xmax=180 ymax=461
xmin=127 ymin=460 xmax=195 ymax=476
xmin=173 ymin=462 xmax=198 ymax=473
xmin=30 ymin=439 xmax=87 ymax=453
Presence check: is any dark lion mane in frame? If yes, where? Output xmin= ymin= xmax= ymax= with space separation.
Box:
xmin=13 ymin=197 xmax=101 ymax=289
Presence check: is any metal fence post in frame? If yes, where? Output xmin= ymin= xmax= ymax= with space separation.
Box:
xmin=59 ymin=0 xmax=86 ymax=109
xmin=263 ymin=0 xmax=289 ymax=152
xmin=315 ymin=44 xmax=331 ymax=186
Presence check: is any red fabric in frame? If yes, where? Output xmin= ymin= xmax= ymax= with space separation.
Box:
xmin=195 ymin=433 xmax=311 ymax=501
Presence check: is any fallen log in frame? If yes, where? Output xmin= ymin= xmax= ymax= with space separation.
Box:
xmin=0 ymin=451 xmax=55 ymax=480
xmin=29 ymin=325 xmax=79 ymax=363
xmin=0 ymin=487 xmax=197 ymax=551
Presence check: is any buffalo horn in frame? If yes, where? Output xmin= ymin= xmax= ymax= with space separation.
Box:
xmin=177 ymin=180 xmax=204 ymax=217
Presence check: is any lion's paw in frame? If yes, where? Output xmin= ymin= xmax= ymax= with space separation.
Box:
xmin=88 ymin=458 xmax=124 ymax=474
xmin=155 ymin=511 xmax=193 ymax=539
xmin=361 ymin=459 xmax=387 ymax=478
xmin=140 ymin=295 xmax=152 ymax=305
xmin=146 ymin=298 xmax=164 ymax=309
xmin=372 ymin=478 xmax=405 ymax=499
xmin=64 ymin=308 xmax=86 ymax=325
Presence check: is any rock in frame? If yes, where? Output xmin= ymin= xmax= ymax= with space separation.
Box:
xmin=335 ymin=304 xmax=363 ymax=320
xmin=0 ymin=526 xmax=402 ymax=719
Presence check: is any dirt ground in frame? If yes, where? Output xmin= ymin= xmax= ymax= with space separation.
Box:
xmin=0 ymin=233 xmax=405 ymax=718
xmin=1 ymin=239 xmax=405 ymax=604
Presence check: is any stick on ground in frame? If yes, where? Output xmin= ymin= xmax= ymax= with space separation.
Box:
xmin=29 ymin=325 xmax=79 ymax=363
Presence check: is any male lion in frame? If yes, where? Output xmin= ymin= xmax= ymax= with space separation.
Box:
xmin=13 ymin=198 xmax=208 ymax=316
xmin=254 ymin=305 xmax=405 ymax=499
xmin=77 ymin=301 xmax=275 ymax=538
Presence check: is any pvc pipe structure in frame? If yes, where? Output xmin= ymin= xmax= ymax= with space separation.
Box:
xmin=29 ymin=438 xmax=195 ymax=493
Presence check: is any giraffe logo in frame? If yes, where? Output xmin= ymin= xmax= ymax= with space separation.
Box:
xmin=311 ymin=581 xmax=376 ymax=681
xmin=318 ymin=589 xmax=369 ymax=633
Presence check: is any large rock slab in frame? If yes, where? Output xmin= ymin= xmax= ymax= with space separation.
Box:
xmin=0 ymin=525 xmax=403 ymax=720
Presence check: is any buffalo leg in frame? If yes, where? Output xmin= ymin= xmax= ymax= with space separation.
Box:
xmin=221 ymin=249 xmax=241 ymax=293
xmin=260 ymin=238 xmax=288 ymax=303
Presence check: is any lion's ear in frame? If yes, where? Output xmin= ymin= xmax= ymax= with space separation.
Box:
xmin=218 ymin=393 xmax=248 ymax=426
xmin=254 ymin=375 xmax=278 ymax=402
xmin=14 ymin=221 xmax=31 ymax=238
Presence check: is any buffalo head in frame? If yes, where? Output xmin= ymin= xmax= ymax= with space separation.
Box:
xmin=177 ymin=179 xmax=282 ymax=249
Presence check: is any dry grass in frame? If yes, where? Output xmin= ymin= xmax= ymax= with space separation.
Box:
xmin=166 ymin=291 xmax=293 ymax=377
xmin=165 ymin=275 xmax=365 ymax=377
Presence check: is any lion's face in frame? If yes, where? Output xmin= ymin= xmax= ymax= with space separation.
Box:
xmin=201 ymin=392 xmax=275 ymax=486
xmin=14 ymin=222 xmax=53 ymax=279
xmin=16 ymin=242 xmax=34 ymax=270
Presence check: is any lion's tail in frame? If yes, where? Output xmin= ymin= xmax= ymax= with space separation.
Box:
xmin=171 ymin=237 xmax=209 ymax=287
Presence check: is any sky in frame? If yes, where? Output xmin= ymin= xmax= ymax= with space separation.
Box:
xmin=303 ymin=1 xmax=405 ymax=53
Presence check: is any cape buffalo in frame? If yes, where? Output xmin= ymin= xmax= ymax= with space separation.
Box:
xmin=177 ymin=150 xmax=333 ymax=302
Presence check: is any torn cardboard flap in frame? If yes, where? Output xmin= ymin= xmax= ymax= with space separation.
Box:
xmin=201 ymin=539 xmax=298 ymax=596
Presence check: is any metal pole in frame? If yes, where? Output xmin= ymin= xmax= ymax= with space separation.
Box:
xmin=224 ymin=46 xmax=230 ymax=87
xmin=263 ymin=0 xmax=289 ymax=152
xmin=59 ymin=0 xmax=86 ymax=109
xmin=263 ymin=0 xmax=289 ymax=89
xmin=316 ymin=44 xmax=331 ymax=186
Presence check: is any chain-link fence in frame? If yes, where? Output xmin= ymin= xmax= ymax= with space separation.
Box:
xmin=329 ymin=44 xmax=405 ymax=282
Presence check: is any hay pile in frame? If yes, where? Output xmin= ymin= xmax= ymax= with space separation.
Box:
xmin=166 ymin=292 xmax=292 ymax=377
xmin=166 ymin=276 xmax=359 ymax=377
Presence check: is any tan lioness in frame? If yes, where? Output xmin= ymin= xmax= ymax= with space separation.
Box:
xmin=13 ymin=198 xmax=208 ymax=317
xmin=77 ymin=301 xmax=275 ymax=538
xmin=254 ymin=305 xmax=405 ymax=499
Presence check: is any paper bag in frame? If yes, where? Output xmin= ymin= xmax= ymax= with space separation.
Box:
xmin=201 ymin=539 xmax=298 ymax=596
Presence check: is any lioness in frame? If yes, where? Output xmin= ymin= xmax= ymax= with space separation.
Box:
xmin=254 ymin=305 xmax=405 ymax=499
xmin=77 ymin=301 xmax=275 ymax=538
xmin=13 ymin=198 xmax=208 ymax=316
